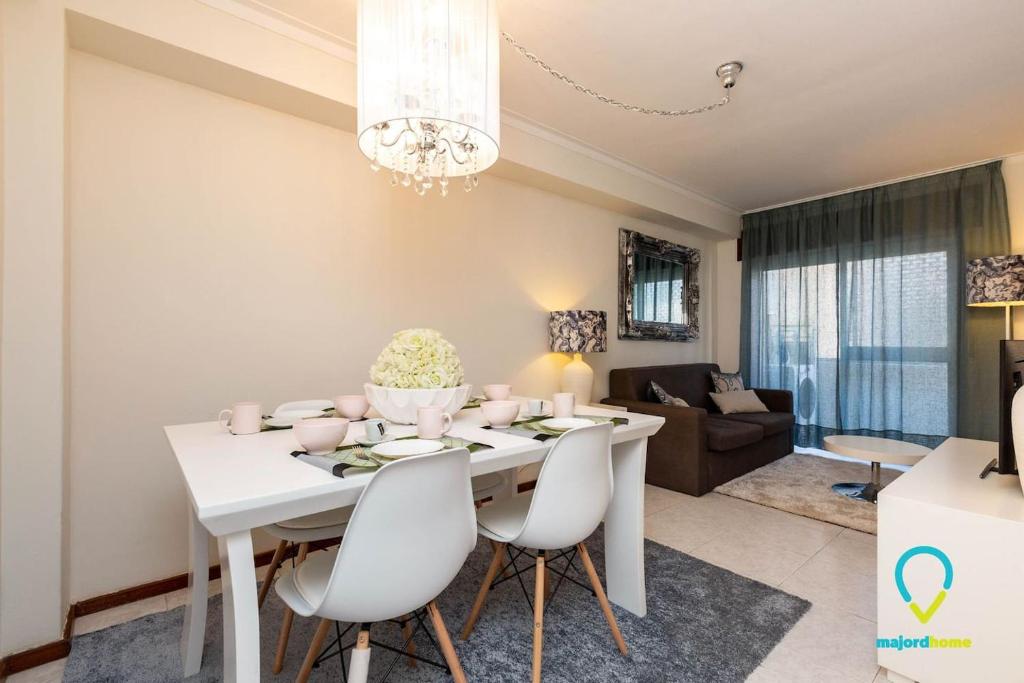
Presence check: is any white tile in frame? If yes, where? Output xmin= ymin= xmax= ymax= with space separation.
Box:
xmin=643 ymin=501 xmax=726 ymax=553
xmin=752 ymin=659 xmax=877 ymax=683
xmin=760 ymin=603 xmax=879 ymax=683
xmin=644 ymin=484 xmax=690 ymax=516
xmin=687 ymin=531 xmax=811 ymax=586
xmin=164 ymin=586 xmax=190 ymax=610
xmin=72 ymin=594 xmax=168 ymax=636
xmin=5 ymin=659 xmax=66 ymax=683
xmin=779 ymin=528 xmax=877 ymax=621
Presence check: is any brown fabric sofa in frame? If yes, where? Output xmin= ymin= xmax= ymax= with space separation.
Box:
xmin=601 ymin=363 xmax=794 ymax=496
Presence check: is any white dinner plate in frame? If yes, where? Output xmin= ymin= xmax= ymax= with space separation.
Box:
xmin=371 ymin=439 xmax=444 ymax=459
xmin=355 ymin=434 xmax=396 ymax=447
xmin=539 ymin=417 xmax=593 ymax=432
xmin=262 ymin=411 xmax=321 ymax=428
xmin=274 ymin=399 xmax=334 ymax=415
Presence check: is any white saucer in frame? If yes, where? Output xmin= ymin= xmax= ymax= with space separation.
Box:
xmin=371 ymin=439 xmax=444 ymax=459
xmin=355 ymin=434 xmax=396 ymax=447
xmin=539 ymin=417 xmax=593 ymax=432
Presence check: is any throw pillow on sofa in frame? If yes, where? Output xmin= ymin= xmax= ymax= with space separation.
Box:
xmin=649 ymin=380 xmax=689 ymax=407
xmin=710 ymin=370 xmax=745 ymax=393
xmin=710 ymin=389 xmax=769 ymax=414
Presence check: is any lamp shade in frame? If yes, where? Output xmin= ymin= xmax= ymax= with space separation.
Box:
xmin=966 ymin=255 xmax=1024 ymax=306
xmin=357 ymin=0 xmax=500 ymax=184
xmin=549 ymin=310 xmax=607 ymax=353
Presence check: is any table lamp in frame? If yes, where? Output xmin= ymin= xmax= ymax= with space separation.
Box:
xmin=549 ymin=310 xmax=607 ymax=406
xmin=966 ymin=255 xmax=1024 ymax=339
xmin=966 ymin=255 xmax=1024 ymax=479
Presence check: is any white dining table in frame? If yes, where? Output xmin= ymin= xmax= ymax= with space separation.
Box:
xmin=165 ymin=400 xmax=664 ymax=681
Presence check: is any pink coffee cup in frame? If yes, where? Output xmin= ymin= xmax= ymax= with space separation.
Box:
xmin=417 ymin=406 xmax=453 ymax=439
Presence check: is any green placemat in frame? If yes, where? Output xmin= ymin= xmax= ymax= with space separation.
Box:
xmin=311 ymin=435 xmax=491 ymax=473
xmin=259 ymin=409 xmax=336 ymax=432
xmin=510 ymin=415 xmax=628 ymax=437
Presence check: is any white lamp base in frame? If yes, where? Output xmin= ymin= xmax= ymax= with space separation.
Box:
xmin=561 ymin=353 xmax=594 ymax=406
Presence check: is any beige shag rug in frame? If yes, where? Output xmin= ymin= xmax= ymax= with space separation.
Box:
xmin=714 ymin=453 xmax=902 ymax=534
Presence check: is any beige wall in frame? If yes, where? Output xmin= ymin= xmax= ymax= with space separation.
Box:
xmin=67 ymin=51 xmax=718 ymax=600
xmin=713 ymin=240 xmax=741 ymax=371
xmin=0 ymin=0 xmax=68 ymax=656
xmin=1005 ymin=154 xmax=1024 ymax=338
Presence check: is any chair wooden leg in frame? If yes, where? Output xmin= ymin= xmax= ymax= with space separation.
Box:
xmin=295 ymin=618 xmax=332 ymax=683
xmin=490 ymin=539 xmax=512 ymax=579
xmin=427 ymin=601 xmax=467 ymax=683
xmin=532 ymin=551 xmax=545 ymax=683
xmin=401 ymin=613 xmax=417 ymax=668
xmin=461 ymin=540 xmax=506 ymax=640
xmin=577 ymin=542 xmax=628 ymax=655
xmin=258 ymin=540 xmax=288 ymax=608
xmin=273 ymin=542 xmax=310 ymax=674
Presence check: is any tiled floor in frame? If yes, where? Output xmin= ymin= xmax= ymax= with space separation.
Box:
xmin=8 ymin=488 xmax=884 ymax=683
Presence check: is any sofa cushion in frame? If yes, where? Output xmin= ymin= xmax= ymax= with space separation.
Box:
xmin=710 ymin=389 xmax=769 ymax=415
xmin=649 ymin=380 xmax=690 ymax=407
xmin=710 ymin=370 xmax=745 ymax=393
xmin=705 ymin=417 xmax=764 ymax=452
xmin=719 ymin=411 xmax=795 ymax=437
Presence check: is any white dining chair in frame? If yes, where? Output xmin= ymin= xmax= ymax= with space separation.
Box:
xmin=459 ymin=422 xmax=627 ymax=682
xmin=259 ymin=508 xmax=352 ymax=673
xmin=275 ymin=447 xmax=476 ymax=683
xmin=471 ymin=470 xmax=512 ymax=505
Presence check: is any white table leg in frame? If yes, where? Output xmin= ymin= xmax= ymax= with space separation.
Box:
xmin=604 ymin=437 xmax=648 ymax=617
xmin=182 ymin=505 xmax=209 ymax=676
xmin=218 ymin=530 xmax=260 ymax=682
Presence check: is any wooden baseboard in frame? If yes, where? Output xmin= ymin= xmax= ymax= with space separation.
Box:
xmin=0 ymin=606 xmax=74 ymax=678
xmin=0 ymin=539 xmax=338 ymax=678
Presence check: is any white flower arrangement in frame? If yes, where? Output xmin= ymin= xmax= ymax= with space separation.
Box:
xmin=369 ymin=328 xmax=465 ymax=389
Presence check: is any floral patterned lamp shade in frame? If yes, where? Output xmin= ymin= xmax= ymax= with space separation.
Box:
xmin=548 ymin=310 xmax=607 ymax=353
xmin=966 ymin=255 xmax=1024 ymax=306
xmin=966 ymin=255 xmax=1024 ymax=339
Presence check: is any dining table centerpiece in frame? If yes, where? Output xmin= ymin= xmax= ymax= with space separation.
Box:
xmin=364 ymin=328 xmax=472 ymax=424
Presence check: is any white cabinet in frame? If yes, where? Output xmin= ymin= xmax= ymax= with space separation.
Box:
xmin=877 ymin=438 xmax=1024 ymax=683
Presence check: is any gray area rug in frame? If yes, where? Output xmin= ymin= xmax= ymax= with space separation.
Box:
xmin=64 ymin=531 xmax=809 ymax=682
xmin=715 ymin=452 xmax=902 ymax=534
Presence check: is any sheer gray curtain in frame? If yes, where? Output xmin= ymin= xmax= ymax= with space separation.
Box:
xmin=740 ymin=161 xmax=1010 ymax=447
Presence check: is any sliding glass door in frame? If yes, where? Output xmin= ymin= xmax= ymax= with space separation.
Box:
xmin=741 ymin=161 xmax=1010 ymax=447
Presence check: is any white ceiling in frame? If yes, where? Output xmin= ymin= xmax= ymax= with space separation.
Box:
xmin=251 ymin=0 xmax=1024 ymax=212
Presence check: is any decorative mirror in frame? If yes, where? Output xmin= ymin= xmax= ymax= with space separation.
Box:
xmin=618 ymin=228 xmax=700 ymax=341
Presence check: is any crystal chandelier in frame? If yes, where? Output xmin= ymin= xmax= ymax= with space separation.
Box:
xmin=357 ymin=0 xmax=500 ymax=197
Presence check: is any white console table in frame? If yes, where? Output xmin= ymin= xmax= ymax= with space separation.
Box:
xmin=877 ymin=438 xmax=1024 ymax=683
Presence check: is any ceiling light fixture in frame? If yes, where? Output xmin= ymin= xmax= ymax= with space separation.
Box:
xmin=503 ymin=32 xmax=743 ymax=117
xmin=357 ymin=0 xmax=500 ymax=197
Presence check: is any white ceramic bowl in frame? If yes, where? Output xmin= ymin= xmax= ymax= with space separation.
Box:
xmin=482 ymin=384 xmax=512 ymax=401
xmin=480 ymin=400 xmax=520 ymax=428
xmin=364 ymin=383 xmax=472 ymax=425
xmin=333 ymin=394 xmax=370 ymax=420
xmin=292 ymin=417 xmax=349 ymax=455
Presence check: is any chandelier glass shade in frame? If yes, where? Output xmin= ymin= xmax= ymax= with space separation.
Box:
xmin=357 ymin=0 xmax=500 ymax=196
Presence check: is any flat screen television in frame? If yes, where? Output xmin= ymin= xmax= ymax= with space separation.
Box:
xmin=998 ymin=340 xmax=1024 ymax=475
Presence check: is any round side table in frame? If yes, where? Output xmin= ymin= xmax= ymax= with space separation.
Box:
xmin=823 ymin=435 xmax=930 ymax=503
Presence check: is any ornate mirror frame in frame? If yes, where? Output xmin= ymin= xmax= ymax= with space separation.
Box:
xmin=618 ymin=228 xmax=701 ymax=342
